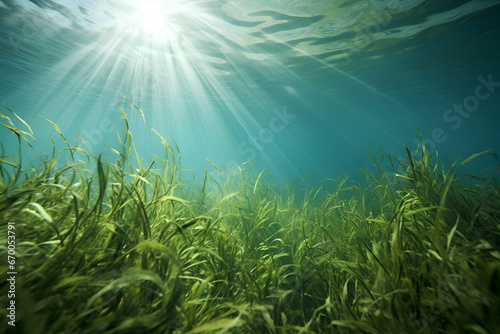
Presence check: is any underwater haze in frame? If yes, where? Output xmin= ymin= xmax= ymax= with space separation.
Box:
xmin=1 ymin=1 xmax=500 ymax=334
xmin=0 ymin=0 xmax=498 ymax=180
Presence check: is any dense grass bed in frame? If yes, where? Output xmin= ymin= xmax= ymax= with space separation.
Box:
xmin=1 ymin=102 xmax=499 ymax=334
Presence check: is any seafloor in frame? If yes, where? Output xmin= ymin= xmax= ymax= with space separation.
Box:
xmin=1 ymin=103 xmax=499 ymax=334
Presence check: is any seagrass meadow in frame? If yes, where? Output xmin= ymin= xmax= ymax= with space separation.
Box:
xmin=2 ymin=1 xmax=500 ymax=334
xmin=0 ymin=101 xmax=499 ymax=334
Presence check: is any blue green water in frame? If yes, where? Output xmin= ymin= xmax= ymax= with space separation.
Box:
xmin=1 ymin=0 xmax=499 ymax=182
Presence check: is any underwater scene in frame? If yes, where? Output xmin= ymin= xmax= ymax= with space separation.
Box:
xmin=1 ymin=0 xmax=500 ymax=333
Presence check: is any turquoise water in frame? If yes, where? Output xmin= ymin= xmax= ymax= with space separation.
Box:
xmin=1 ymin=0 xmax=499 ymax=181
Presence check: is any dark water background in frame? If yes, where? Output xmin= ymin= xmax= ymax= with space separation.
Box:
xmin=1 ymin=0 xmax=499 ymax=184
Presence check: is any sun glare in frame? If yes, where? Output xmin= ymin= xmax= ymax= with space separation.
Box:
xmin=138 ymin=2 xmax=166 ymax=32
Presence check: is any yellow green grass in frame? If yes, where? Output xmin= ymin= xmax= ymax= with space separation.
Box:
xmin=0 ymin=101 xmax=499 ymax=334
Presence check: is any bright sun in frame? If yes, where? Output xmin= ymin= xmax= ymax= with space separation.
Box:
xmin=137 ymin=2 xmax=166 ymax=32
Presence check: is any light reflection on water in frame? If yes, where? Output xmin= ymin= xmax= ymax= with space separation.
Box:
xmin=0 ymin=0 xmax=499 ymax=180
